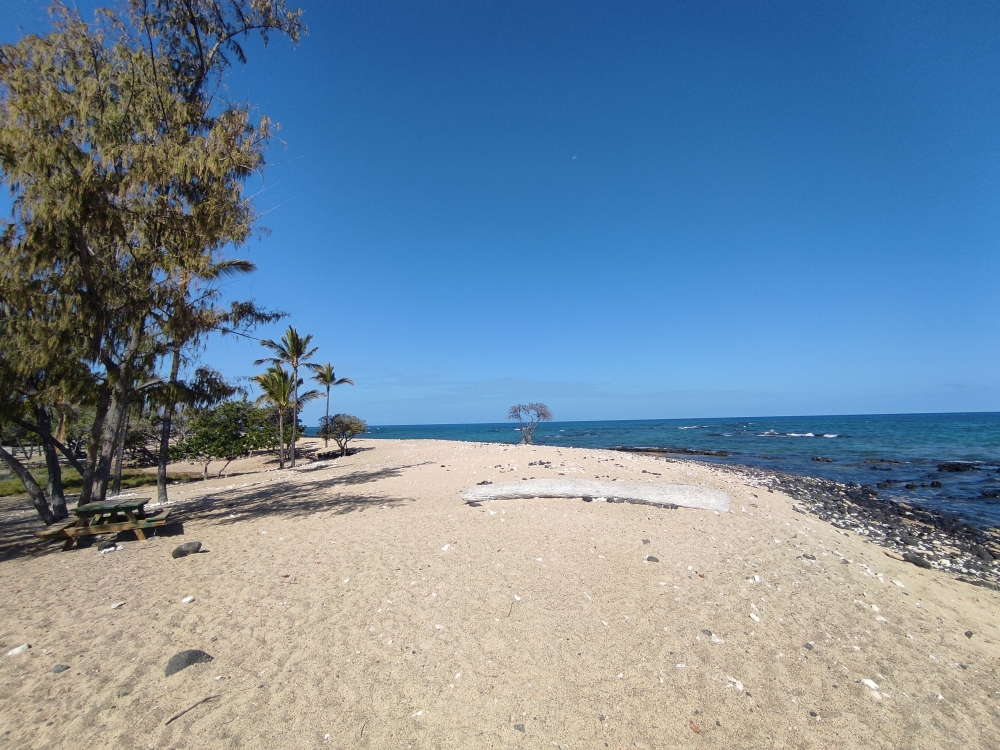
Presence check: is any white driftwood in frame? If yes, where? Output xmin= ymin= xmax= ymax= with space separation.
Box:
xmin=461 ymin=478 xmax=729 ymax=512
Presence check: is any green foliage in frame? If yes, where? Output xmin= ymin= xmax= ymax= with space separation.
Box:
xmin=171 ymin=400 xmax=275 ymax=477
xmin=325 ymin=414 xmax=367 ymax=457
xmin=0 ymin=0 xmax=304 ymax=512
xmin=0 ymin=468 xmax=200 ymax=499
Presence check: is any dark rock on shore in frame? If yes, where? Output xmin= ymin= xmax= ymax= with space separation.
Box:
xmin=706 ymin=462 xmax=1000 ymax=591
xmin=617 ymin=446 xmax=729 ymax=458
xmin=938 ymin=462 xmax=978 ymax=472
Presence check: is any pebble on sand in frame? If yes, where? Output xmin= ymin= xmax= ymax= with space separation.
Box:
xmin=182 ymin=596 xmax=195 ymax=604
xmin=110 ymin=601 xmax=125 ymax=609
xmin=6 ymin=644 xmax=29 ymax=656
xmin=51 ymin=664 xmax=69 ymax=674
xmin=165 ymin=649 xmax=213 ymax=676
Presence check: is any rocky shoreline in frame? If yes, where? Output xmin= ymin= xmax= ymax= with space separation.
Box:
xmin=711 ymin=460 xmax=1000 ymax=591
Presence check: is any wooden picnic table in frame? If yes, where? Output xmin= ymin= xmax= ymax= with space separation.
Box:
xmin=34 ymin=497 xmax=172 ymax=550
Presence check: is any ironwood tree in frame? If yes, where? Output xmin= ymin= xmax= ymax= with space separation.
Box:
xmin=507 ymin=403 xmax=553 ymax=445
xmin=0 ymin=1 xmax=304 ymax=521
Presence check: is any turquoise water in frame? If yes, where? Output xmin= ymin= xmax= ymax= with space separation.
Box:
xmin=336 ymin=413 xmax=1000 ymax=527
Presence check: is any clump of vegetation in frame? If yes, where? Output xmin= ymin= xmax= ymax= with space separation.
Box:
xmin=171 ymin=400 xmax=278 ymax=479
xmin=507 ymin=403 xmax=553 ymax=445
xmin=321 ymin=414 xmax=367 ymax=457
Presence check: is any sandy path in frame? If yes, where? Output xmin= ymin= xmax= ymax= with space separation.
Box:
xmin=1 ymin=438 xmax=998 ymax=749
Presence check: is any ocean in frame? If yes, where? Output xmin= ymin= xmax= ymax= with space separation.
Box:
xmin=341 ymin=413 xmax=1000 ymax=528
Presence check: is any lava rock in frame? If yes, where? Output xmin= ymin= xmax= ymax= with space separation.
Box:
xmin=171 ymin=541 xmax=203 ymax=559
xmin=938 ymin=462 xmax=978 ymax=472
xmin=965 ymin=631 xmax=974 ymax=638
xmin=52 ymin=664 xmax=69 ymax=674
xmin=971 ymin=545 xmax=995 ymax=562
xmin=930 ymin=481 xmax=943 ymax=488
xmin=646 ymin=556 xmax=659 ymax=563
xmin=981 ymin=489 xmax=1000 ymax=499
xmin=165 ymin=649 xmax=213 ymax=676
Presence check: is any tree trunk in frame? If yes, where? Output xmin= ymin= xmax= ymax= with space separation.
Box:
xmin=156 ymin=345 xmax=182 ymax=504
xmin=278 ymin=410 xmax=285 ymax=469
xmin=290 ymin=366 xmax=298 ymax=468
xmin=111 ymin=404 xmax=130 ymax=496
xmin=13 ymin=417 xmax=86 ymax=477
xmin=324 ymin=388 xmax=330 ymax=447
xmin=78 ymin=384 xmax=112 ymax=506
xmin=34 ymin=406 xmax=68 ymax=521
xmin=96 ymin=387 xmax=128 ymax=503
xmin=0 ymin=444 xmax=55 ymax=525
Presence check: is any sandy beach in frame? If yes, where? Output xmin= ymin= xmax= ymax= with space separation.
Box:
xmin=1 ymin=438 xmax=999 ymax=749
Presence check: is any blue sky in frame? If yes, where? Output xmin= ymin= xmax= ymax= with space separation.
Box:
xmin=3 ymin=1 xmax=999 ymax=424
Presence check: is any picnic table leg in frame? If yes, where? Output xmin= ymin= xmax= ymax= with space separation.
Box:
xmin=123 ymin=509 xmax=148 ymax=541
xmin=63 ymin=518 xmax=87 ymax=551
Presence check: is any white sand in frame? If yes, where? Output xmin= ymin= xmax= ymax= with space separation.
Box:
xmin=1 ymin=438 xmax=998 ymax=748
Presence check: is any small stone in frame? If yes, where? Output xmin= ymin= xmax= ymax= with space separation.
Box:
xmin=809 ymin=710 xmax=818 ymax=717
xmin=645 ymin=556 xmax=659 ymax=563
xmin=165 ymin=649 xmax=213 ymax=676
xmin=642 ymin=539 xmax=650 ymax=544
xmin=52 ymin=664 xmax=69 ymax=674
xmin=514 ymin=723 xmax=525 ymax=733
xmin=172 ymin=541 xmax=203 ymax=559
xmin=861 ymin=679 xmax=879 ymax=690
xmin=903 ymin=552 xmax=932 ymax=569
xmin=182 ymin=596 xmax=195 ymax=604
xmin=6 ymin=644 xmax=29 ymax=656
xmin=965 ymin=631 xmax=974 ymax=638
xmin=750 ymin=613 xmax=760 ymax=622
xmin=804 ymin=642 xmax=814 ymax=650
xmin=801 ymin=553 xmax=816 ymax=560
xmin=110 ymin=601 xmax=125 ymax=609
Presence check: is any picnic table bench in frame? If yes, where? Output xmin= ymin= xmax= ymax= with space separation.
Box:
xmin=34 ymin=498 xmax=171 ymax=550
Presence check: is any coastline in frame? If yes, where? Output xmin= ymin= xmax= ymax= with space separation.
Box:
xmin=1 ymin=437 xmax=998 ymax=748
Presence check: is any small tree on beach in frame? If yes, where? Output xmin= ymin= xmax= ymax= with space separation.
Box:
xmin=507 ymin=403 xmax=553 ymax=445
xmin=328 ymin=414 xmax=367 ymax=457
xmin=309 ymin=362 xmax=354 ymax=447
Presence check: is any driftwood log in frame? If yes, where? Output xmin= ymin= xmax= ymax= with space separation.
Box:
xmin=461 ymin=479 xmax=729 ymax=512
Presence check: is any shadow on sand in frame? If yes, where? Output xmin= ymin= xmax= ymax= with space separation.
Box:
xmin=0 ymin=462 xmax=428 ymax=562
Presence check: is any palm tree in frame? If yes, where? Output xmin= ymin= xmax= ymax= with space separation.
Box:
xmin=309 ymin=362 xmax=354 ymax=447
xmin=253 ymin=366 xmax=320 ymax=468
xmin=254 ymin=326 xmax=318 ymax=467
